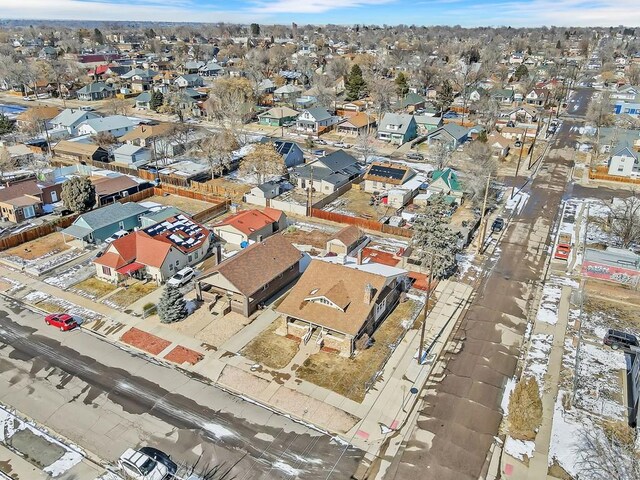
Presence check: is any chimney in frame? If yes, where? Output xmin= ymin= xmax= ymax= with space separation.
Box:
xmin=357 ymin=249 xmax=363 ymax=265
xmin=364 ymin=283 xmax=374 ymax=305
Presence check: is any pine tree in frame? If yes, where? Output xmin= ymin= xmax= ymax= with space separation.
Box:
xmin=395 ymin=72 xmax=409 ymax=98
xmin=61 ymin=176 xmax=96 ymax=213
xmin=0 ymin=114 xmax=14 ymax=135
xmin=514 ymin=64 xmax=529 ymax=81
xmin=345 ymin=64 xmax=366 ymax=101
xmin=508 ymin=377 xmax=543 ymax=440
xmin=411 ymin=194 xmax=460 ymax=278
xmin=158 ymin=284 xmax=187 ymax=324
xmin=150 ymin=91 xmax=164 ymax=111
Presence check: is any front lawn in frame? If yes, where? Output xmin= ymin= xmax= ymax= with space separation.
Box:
xmin=4 ymin=233 xmax=70 ymax=260
xmin=71 ymin=277 xmax=118 ymax=300
xmin=241 ymin=317 xmax=300 ymax=369
xmin=106 ymin=281 xmax=158 ymax=308
xmin=296 ymin=299 xmax=421 ymax=402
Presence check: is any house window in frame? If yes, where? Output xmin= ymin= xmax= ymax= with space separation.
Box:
xmin=195 ymin=252 xmax=199 ymax=259
xmin=118 ymin=221 xmax=125 ymax=230
xmin=102 ymin=266 xmax=111 ymax=276
xmin=188 ymin=254 xmax=193 ymax=262
xmin=169 ymin=264 xmax=174 ymax=271
xmin=375 ymin=298 xmax=387 ymax=319
xmin=175 ymin=260 xmax=180 ymax=266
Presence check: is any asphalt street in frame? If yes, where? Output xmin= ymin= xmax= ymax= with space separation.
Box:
xmin=388 ymin=90 xmax=592 ymax=480
xmin=0 ymin=297 xmax=363 ymax=479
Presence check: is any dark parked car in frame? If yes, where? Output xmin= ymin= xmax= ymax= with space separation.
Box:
xmin=139 ymin=447 xmax=177 ymax=477
xmin=491 ymin=217 xmax=505 ymax=233
xmin=406 ymin=152 xmax=424 ymax=160
xmin=603 ymin=329 xmax=639 ymax=351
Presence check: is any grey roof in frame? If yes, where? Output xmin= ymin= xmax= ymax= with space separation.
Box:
xmin=292 ymin=150 xmax=361 ymax=185
xmin=414 ymin=115 xmax=442 ymax=126
xmin=61 ymin=224 xmax=92 ymax=239
xmin=177 ymin=74 xmax=203 ymax=83
xmin=80 ymin=115 xmax=135 ymax=134
xmin=274 ymin=84 xmax=302 ymax=94
xmin=141 ymin=206 xmax=183 ymax=226
xmin=52 ymin=108 xmax=100 ymax=127
xmin=429 ymin=124 xmax=469 ymax=141
xmin=612 ymin=144 xmax=639 ymax=160
xmin=113 ymin=144 xmax=147 ymax=156
xmin=585 ymin=247 xmax=640 ymax=269
xmin=303 ymin=108 xmax=332 ymax=122
xmin=135 ymin=91 xmax=152 ymax=103
xmin=121 ymin=68 xmax=157 ymax=80
xmin=77 ymin=82 xmax=113 ymax=94
xmin=68 ymin=202 xmax=148 ymax=232
xmin=184 ymin=61 xmax=205 ymax=70
xmin=378 ymin=113 xmax=415 ymax=135
xmin=200 ymin=61 xmax=224 ymax=72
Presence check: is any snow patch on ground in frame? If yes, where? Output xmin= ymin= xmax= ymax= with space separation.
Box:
xmin=505 ymin=191 xmax=530 ymax=214
xmin=45 ymin=262 xmax=95 ymax=290
xmin=524 ymin=333 xmax=553 ymax=392
xmin=272 ymin=460 xmax=302 ymax=476
xmin=536 ymin=284 xmax=562 ymax=325
xmin=504 ymin=437 xmax=535 ymax=461
xmin=24 ymin=291 xmax=104 ymax=322
xmin=501 ymin=377 xmax=516 ymax=415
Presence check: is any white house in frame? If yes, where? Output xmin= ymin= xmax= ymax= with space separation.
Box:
xmin=77 ymin=115 xmax=136 ymax=138
xmin=607 ymin=145 xmax=639 ymax=177
xmin=113 ymin=144 xmax=151 ymax=167
xmin=50 ymin=109 xmax=101 ymax=135
xmin=296 ymin=108 xmax=339 ymax=134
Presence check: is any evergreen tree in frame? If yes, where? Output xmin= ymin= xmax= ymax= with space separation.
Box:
xmin=0 ymin=114 xmax=14 ymax=135
xmin=250 ymin=23 xmax=261 ymax=36
xmin=395 ymin=72 xmax=409 ymax=98
xmin=556 ymin=40 xmax=562 ymax=50
xmin=345 ymin=64 xmax=366 ymax=101
xmin=514 ymin=64 xmax=529 ymax=81
xmin=158 ymin=284 xmax=187 ymax=324
xmin=411 ymin=194 xmax=459 ymax=278
xmin=92 ymin=28 xmax=104 ymax=45
xmin=150 ymin=90 xmax=164 ymax=112
xmin=61 ymin=177 xmax=96 ymax=213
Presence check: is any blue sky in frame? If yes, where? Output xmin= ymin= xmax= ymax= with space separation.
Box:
xmin=3 ymin=0 xmax=639 ymax=27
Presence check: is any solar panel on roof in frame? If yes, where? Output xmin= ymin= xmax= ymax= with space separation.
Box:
xmin=368 ymin=165 xmax=405 ymax=180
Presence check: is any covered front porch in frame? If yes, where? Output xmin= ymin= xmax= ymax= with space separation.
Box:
xmin=282 ymin=316 xmax=355 ymax=357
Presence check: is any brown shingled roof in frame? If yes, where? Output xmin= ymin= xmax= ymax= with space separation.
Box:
xmin=276 ymin=260 xmax=388 ymax=336
xmin=201 ymin=234 xmax=302 ymax=296
xmin=328 ymin=225 xmax=363 ymax=248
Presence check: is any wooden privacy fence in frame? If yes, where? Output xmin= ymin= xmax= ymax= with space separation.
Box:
xmin=311 ymin=208 xmax=413 ymax=238
xmin=0 ymin=215 xmax=77 ymax=252
xmin=589 ymin=168 xmax=640 ymax=185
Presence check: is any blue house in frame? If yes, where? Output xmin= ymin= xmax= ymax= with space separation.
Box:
xmin=613 ymin=100 xmax=640 ymax=116
xmin=377 ymin=113 xmax=418 ymax=145
xmin=62 ymin=202 xmax=149 ymax=245
xmin=427 ymin=124 xmax=469 ymax=150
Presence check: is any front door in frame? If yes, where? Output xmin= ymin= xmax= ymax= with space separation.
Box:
xmin=50 ymin=191 xmax=58 ymax=202
xmin=22 ymin=205 xmax=35 ymax=219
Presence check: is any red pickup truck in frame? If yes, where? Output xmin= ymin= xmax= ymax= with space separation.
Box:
xmin=554 ymin=233 xmax=572 ymax=261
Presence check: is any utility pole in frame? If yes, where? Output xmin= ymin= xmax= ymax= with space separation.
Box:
xmin=476 ymin=175 xmax=491 ymax=253
xmin=527 ymin=118 xmax=542 ymax=169
xmin=512 ymin=127 xmax=528 ymax=199
xmin=417 ymin=253 xmax=435 ymax=365
xmin=307 ymin=165 xmax=314 ymax=217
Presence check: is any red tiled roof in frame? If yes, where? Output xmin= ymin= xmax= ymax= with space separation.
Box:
xmin=216 ymin=209 xmax=279 ymax=235
xmin=93 ymin=231 xmax=171 ymax=270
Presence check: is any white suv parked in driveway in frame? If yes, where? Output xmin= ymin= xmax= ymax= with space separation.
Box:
xmin=167 ymin=267 xmax=195 ymax=287
xmin=118 ymin=448 xmax=169 ymax=480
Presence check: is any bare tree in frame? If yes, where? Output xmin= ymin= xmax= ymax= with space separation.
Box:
xmin=356 ymin=131 xmax=378 ymax=164
xmin=575 ymin=425 xmax=640 ymax=480
xmin=238 ymin=143 xmax=285 ymax=184
xmin=428 ymin=140 xmax=451 ymax=170
xmin=105 ymin=97 xmax=130 ymax=116
xmin=92 ymin=132 xmax=118 ymax=148
xmin=199 ymin=129 xmax=239 ymax=180
xmin=367 ymin=76 xmax=395 ymax=119
xmin=463 ymin=142 xmax=499 ymax=209
xmin=603 ymin=195 xmax=640 ymax=248
xmin=0 ymin=145 xmax=16 ymax=181
xmin=204 ymin=77 xmax=256 ymax=145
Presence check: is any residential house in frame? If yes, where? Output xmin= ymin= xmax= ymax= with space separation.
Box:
xmin=120 ymin=68 xmax=157 ymax=92
xmin=52 ymin=140 xmax=109 ymax=162
xmin=426 ymin=124 xmax=469 ymax=150
xmin=399 ymin=92 xmax=426 ymax=112
xmin=39 ymin=46 xmax=58 ymax=60
xmin=425 ymin=168 xmax=464 ymax=204
xmin=62 ymin=202 xmax=149 ymax=244
xmin=296 ymin=108 xmax=339 ymax=135
xmin=174 ymin=74 xmax=204 ymax=89
xmin=607 ymin=144 xmax=639 ymax=177
xmin=112 ymin=144 xmax=151 ymax=168
xmin=290 ymin=150 xmax=362 ymax=194
xmin=91 ymin=175 xmax=153 ymax=206
xmin=182 ymin=61 xmax=205 ymax=74
xmin=0 ymin=179 xmax=62 ymax=223
xmin=613 ymin=99 xmax=640 ymax=117
xmin=273 ymin=84 xmax=303 ymax=103
xmin=197 ymin=234 xmax=303 ymax=317
xmin=134 ymin=91 xmax=152 ymax=110
xmin=16 ymin=106 xmax=60 ymax=132
xmin=414 ymin=115 xmax=443 ymax=134
xmin=77 ymin=115 xmax=136 ymax=138
xmin=525 ymin=88 xmax=550 ymax=106
xmin=336 ymin=112 xmax=376 ymax=136
xmin=258 ymin=107 xmax=299 ymax=127
xmin=50 ymin=108 xmax=101 ymax=135
xmin=276 ymin=260 xmax=405 ymax=356
xmin=363 ymin=161 xmax=416 ymax=193
xmin=508 ymin=105 xmax=538 ymax=124
xmin=245 ymin=181 xmax=286 ymax=206
xmin=326 ymin=225 xmax=366 ymax=255
xmin=377 ymin=113 xmax=418 ymax=145
xmin=611 ymin=85 xmax=639 ymax=101
xmin=76 ymin=82 xmax=114 ymax=101
xmin=119 ymin=123 xmax=175 ymax=149
xmin=212 ymin=208 xmax=286 ymax=245
xmin=492 ymin=88 xmax=515 ymax=104
xmin=487 ymin=132 xmax=511 ymax=158
xmin=274 ymin=140 xmax=304 ymax=168
xmin=199 ymin=61 xmax=224 ymax=77
xmin=94 ymin=214 xmax=211 ymax=284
